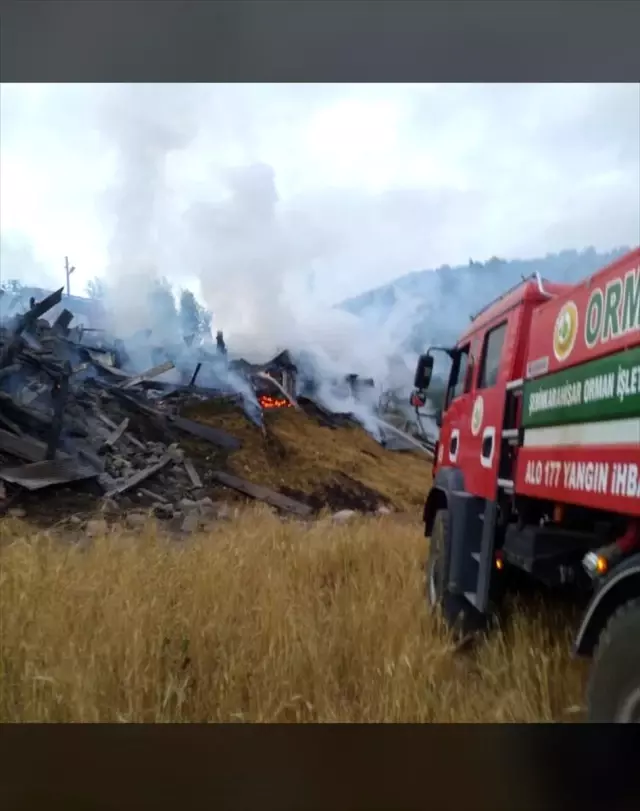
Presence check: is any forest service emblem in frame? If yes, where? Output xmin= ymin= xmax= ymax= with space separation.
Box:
xmin=471 ymin=396 xmax=484 ymax=436
xmin=553 ymin=301 xmax=578 ymax=362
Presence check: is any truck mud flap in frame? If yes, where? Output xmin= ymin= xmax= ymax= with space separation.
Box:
xmin=447 ymin=490 xmax=485 ymax=597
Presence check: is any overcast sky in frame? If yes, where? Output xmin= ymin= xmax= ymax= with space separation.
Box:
xmin=1 ymin=82 xmax=638 ymax=307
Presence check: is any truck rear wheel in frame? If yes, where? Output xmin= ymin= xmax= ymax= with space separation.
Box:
xmin=587 ymin=598 xmax=640 ymax=723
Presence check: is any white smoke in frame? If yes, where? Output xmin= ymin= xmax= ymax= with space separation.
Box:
xmin=96 ymin=84 xmax=202 ymax=337
xmin=88 ymin=84 xmax=422 ymax=403
xmin=0 ymin=233 xmax=59 ymax=290
xmin=14 ymin=84 xmax=635 ymax=446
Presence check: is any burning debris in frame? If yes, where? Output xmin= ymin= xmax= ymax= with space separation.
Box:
xmin=258 ymin=395 xmax=293 ymax=410
xmin=0 ymin=288 xmax=304 ymax=523
xmin=0 ymin=288 xmax=433 ymax=528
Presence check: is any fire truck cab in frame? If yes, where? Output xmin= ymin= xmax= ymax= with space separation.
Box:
xmin=413 ymin=248 xmax=640 ymax=723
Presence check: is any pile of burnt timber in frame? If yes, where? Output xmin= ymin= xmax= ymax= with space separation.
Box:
xmin=0 ymin=289 xmax=312 ymax=521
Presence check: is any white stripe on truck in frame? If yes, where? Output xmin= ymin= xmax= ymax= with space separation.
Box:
xmin=523 ymin=417 xmax=640 ymax=448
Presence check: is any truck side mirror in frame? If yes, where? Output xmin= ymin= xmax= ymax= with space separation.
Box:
xmin=414 ymin=353 xmax=434 ymax=390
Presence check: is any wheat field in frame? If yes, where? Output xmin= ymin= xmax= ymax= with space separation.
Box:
xmin=0 ymin=508 xmax=588 ymax=723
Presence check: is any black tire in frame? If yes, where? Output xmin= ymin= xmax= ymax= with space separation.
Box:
xmin=426 ymin=509 xmax=449 ymax=608
xmin=587 ymin=598 xmax=640 ymax=723
xmin=426 ymin=508 xmax=485 ymax=637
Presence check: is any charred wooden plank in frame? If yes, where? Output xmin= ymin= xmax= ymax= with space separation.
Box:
xmin=0 ymin=287 xmax=65 ymax=367
xmin=20 ymin=384 xmax=50 ymax=406
xmin=63 ymin=338 xmax=111 ymax=356
xmin=52 ymin=308 xmax=74 ymax=334
xmin=138 ymin=487 xmax=169 ymax=504
xmin=183 ymin=457 xmax=202 ymax=488
xmin=95 ymin=410 xmax=125 ymax=429
xmin=105 ymin=452 xmax=173 ymax=498
xmin=88 ymin=353 xmax=130 ymax=378
xmin=168 ymin=415 xmax=241 ymax=451
xmin=150 ymin=383 xmax=235 ymax=400
xmin=63 ymin=440 xmax=106 ymax=473
xmin=101 ymin=417 xmax=130 ymax=449
xmin=123 ymin=431 xmax=148 ymax=452
xmin=0 ymin=334 xmax=24 ymax=369
xmin=18 ymin=350 xmax=64 ymax=376
xmin=94 ymin=382 xmax=174 ymax=443
xmin=95 ymin=411 xmax=147 ymax=451
xmin=0 ymin=389 xmax=55 ymax=430
xmin=0 ymin=411 xmax=23 ymax=436
xmin=0 ymin=428 xmax=71 ymax=463
xmin=0 ymin=363 xmax=20 ymax=381
xmin=97 ymin=380 xmax=165 ymax=418
xmin=45 ymin=367 xmax=70 ymax=460
xmin=27 ymin=287 xmax=65 ymax=323
xmin=0 ymin=458 xmax=97 ymax=491
xmin=210 ymin=470 xmax=312 ymax=517
xmin=21 ymin=332 xmax=44 ymax=352
xmin=188 ymin=363 xmax=202 ymax=387
xmin=119 ymin=360 xmax=175 ymax=390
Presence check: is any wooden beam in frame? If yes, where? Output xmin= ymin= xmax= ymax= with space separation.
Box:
xmin=105 ymin=452 xmax=173 ymax=498
xmin=210 ymin=470 xmax=312 ymax=517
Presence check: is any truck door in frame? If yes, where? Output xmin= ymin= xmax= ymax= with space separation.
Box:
xmin=462 ymin=319 xmax=510 ymax=500
xmin=440 ymin=342 xmax=473 ymax=470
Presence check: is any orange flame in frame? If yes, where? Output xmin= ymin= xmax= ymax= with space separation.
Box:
xmin=259 ymin=394 xmax=293 ymax=410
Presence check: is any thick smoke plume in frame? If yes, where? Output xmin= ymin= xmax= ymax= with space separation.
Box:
xmin=93 ymin=84 xmax=421 ymax=409
xmin=97 ymin=84 xmax=201 ymax=339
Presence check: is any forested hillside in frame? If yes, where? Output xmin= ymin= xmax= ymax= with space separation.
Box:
xmin=340 ymin=247 xmax=631 ymax=354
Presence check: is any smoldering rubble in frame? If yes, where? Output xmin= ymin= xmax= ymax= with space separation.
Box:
xmin=0 ymin=288 xmax=434 ymax=532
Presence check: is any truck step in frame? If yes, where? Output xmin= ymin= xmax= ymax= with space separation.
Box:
xmin=498 ymin=478 xmax=514 ymax=492
xmin=501 ymin=428 xmax=519 ymax=439
xmin=464 ymin=591 xmax=478 ymax=607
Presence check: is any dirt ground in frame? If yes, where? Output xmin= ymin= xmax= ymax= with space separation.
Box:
xmin=3 ymin=399 xmax=433 ymax=530
xmin=183 ymin=400 xmax=433 ymax=513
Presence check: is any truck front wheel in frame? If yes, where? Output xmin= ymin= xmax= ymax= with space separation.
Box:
xmin=426 ymin=508 xmax=449 ymax=607
xmin=587 ymin=598 xmax=640 ymax=723
xmin=426 ymin=508 xmax=485 ymax=637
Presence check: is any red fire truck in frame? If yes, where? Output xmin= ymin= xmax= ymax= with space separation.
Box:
xmin=412 ymin=247 xmax=640 ymax=722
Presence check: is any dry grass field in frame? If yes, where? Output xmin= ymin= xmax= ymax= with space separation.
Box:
xmin=0 ymin=507 xmax=589 ymax=723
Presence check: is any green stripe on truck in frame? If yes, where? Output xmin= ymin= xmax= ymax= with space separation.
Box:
xmin=522 ymin=345 xmax=640 ymax=428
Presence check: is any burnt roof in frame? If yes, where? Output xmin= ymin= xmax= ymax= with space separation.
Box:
xmin=230 ymin=349 xmax=298 ymax=377
xmin=265 ymin=350 xmax=297 ymax=371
